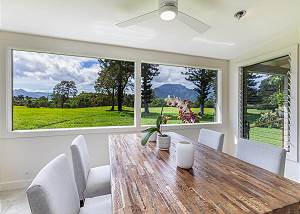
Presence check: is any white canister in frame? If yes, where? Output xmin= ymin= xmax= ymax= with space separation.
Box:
xmin=157 ymin=134 xmax=171 ymax=150
xmin=176 ymin=141 xmax=194 ymax=169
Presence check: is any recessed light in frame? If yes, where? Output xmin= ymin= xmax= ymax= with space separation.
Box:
xmin=160 ymin=5 xmax=177 ymax=21
xmin=234 ymin=10 xmax=247 ymax=20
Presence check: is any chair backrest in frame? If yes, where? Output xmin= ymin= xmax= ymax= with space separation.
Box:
xmin=26 ymin=154 xmax=80 ymax=214
xmin=236 ymin=138 xmax=286 ymax=176
xmin=198 ymin=129 xmax=224 ymax=152
xmin=70 ymin=135 xmax=91 ymax=200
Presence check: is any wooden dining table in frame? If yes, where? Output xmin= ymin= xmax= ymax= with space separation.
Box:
xmin=109 ymin=132 xmax=300 ymax=213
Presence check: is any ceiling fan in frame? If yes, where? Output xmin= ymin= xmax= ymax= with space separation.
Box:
xmin=116 ymin=0 xmax=210 ymax=34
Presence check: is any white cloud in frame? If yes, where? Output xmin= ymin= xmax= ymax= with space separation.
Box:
xmin=13 ymin=50 xmax=198 ymax=93
xmin=152 ymin=65 xmax=195 ymax=89
xmin=13 ymin=50 xmax=100 ymax=92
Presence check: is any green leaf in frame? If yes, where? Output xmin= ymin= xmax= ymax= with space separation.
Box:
xmin=156 ymin=115 xmax=162 ymax=129
xmin=160 ymin=106 xmax=164 ymax=115
xmin=142 ymin=127 xmax=158 ymax=133
xmin=141 ymin=129 xmax=157 ymax=146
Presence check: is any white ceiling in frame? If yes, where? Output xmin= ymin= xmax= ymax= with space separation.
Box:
xmin=1 ymin=0 xmax=300 ymax=59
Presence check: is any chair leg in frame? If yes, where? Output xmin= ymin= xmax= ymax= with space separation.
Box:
xmin=80 ymin=199 xmax=85 ymax=207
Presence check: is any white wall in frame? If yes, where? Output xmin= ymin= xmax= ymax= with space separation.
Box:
xmin=0 ymin=32 xmax=229 ymax=191
xmin=228 ymin=30 xmax=300 ymax=181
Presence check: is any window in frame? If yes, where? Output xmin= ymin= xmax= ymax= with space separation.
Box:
xmin=240 ymin=56 xmax=291 ymax=148
xmin=11 ymin=49 xmax=221 ymax=132
xmin=12 ymin=50 xmax=135 ymax=130
xmin=141 ymin=63 xmax=218 ymax=125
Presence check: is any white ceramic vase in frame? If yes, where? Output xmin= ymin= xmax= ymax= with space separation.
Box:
xmin=157 ymin=134 xmax=171 ymax=150
xmin=176 ymin=141 xmax=194 ymax=169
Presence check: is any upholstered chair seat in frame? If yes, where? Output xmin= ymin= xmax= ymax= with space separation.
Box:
xmin=26 ymin=154 xmax=112 ymax=214
xmin=198 ymin=129 xmax=224 ymax=152
xmin=85 ymin=165 xmax=111 ymax=198
xmin=236 ymin=138 xmax=286 ymax=176
xmin=71 ymin=135 xmax=111 ymax=202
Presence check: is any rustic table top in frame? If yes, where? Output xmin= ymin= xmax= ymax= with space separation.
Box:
xmin=109 ymin=132 xmax=300 ymax=213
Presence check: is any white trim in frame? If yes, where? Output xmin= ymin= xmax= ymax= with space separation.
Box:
xmin=3 ymin=126 xmax=139 ymax=139
xmin=216 ymin=69 xmax=223 ymax=123
xmin=6 ymin=48 xmax=12 ymax=133
xmin=134 ymin=61 xmax=142 ymax=131
xmin=236 ymin=45 xmax=299 ymax=162
xmin=141 ymin=60 xmax=221 ymax=72
xmin=3 ymin=42 xmax=225 ymax=138
xmin=141 ymin=122 xmax=223 ymax=130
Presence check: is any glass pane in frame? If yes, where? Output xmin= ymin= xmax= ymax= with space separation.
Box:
xmin=141 ymin=63 xmax=218 ymax=125
xmin=12 ymin=50 xmax=135 ymax=130
xmin=241 ymin=56 xmax=290 ymax=147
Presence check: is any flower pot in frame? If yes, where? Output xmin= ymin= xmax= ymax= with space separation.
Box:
xmin=157 ymin=134 xmax=171 ymax=150
xmin=176 ymin=141 xmax=194 ymax=169
xmin=148 ymin=131 xmax=157 ymax=142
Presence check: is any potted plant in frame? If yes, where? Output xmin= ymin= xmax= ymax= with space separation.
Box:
xmin=141 ymin=107 xmax=171 ymax=150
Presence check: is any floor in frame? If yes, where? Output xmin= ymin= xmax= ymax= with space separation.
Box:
xmin=0 ymin=189 xmax=30 ymax=214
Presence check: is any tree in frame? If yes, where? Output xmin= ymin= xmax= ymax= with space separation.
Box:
xmin=256 ymin=74 xmax=285 ymax=110
xmin=52 ymin=81 xmax=77 ymax=108
xmin=95 ymin=59 xmax=134 ymax=111
xmin=95 ymin=59 xmax=117 ymax=110
xmin=13 ymin=95 xmax=25 ymax=106
xmin=115 ymin=61 xmax=134 ymax=111
xmin=141 ymin=63 xmax=159 ymax=113
xmin=244 ymin=72 xmax=261 ymax=105
xmin=182 ymin=68 xmax=217 ymax=116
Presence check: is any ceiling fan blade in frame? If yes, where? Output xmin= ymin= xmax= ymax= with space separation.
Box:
xmin=177 ymin=11 xmax=210 ymax=34
xmin=116 ymin=10 xmax=159 ymax=27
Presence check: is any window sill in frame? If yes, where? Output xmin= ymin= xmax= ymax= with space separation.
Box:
xmin=2 ymin=126 xmax=138 ymax=139
xmin=142 ymin=122 xmax=223 ymax=131
xmin=1 ymin=122 xmax=222 ymax=139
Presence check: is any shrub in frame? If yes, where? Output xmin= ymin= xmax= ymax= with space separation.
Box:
xmin=149 ymin=98 xmax=165 ymax=107
xmin=255 ymin=108 xmax=284 ymax=128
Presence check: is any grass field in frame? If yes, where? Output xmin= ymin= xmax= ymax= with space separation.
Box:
xmin=13 ymin=106 xmax=215 ymax=130
xmin=13 ymin=106 xmax=283 ymax=147
xmin=246 ymin=108 xmax=282 ymax=147
xmin=141 ymin=107 xmax=215 ymax=125
xmin=13 ymin=106 xmax=135 ymax=130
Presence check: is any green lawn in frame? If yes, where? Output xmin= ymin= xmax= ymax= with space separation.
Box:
xmin=13 ymin=106 xmax=215 ymax=130
xmin=247 ymin=108 xmax=282 ymax=147
xmin=13 ymin=106 xmax=135 ymax=130
xmin=141 ymin=107 xmax=215 ymax=125
xmin=13 ymin=106 xmax=282 ymax=147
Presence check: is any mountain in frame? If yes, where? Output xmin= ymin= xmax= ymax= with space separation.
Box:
xmin=154 ymin=84 xmax=198 ymax=101
xmin=13 ymin=89 xmax=51 ymax=98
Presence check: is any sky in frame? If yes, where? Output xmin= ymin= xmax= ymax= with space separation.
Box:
xmin=13 ymin=50 xmax=100 ymax=93
xmin=13 ymin=50 xmax=197 ymax=93
xmin=152 ymin=65 xmax=196 ymax=89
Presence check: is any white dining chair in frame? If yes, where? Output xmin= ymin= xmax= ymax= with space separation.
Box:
xmin=236 ymin=138 xmax=286 ymax=176
xmin=198 ymin=129 xmax=224 ymax=152
xmin=26 ymin=154 xmax=112 ymax=214
xmin=71 ymin=135 xmax=111 ymax=204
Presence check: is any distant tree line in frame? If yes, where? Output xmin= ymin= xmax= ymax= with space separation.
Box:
xmin=13 ymin=92 xmax=134 ymax=109
xmin=13 ymin=60 xmax=218 ymax=115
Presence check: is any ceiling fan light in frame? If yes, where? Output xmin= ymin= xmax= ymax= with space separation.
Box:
xmin=160 ymin=6 xmax=177 ymax=21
